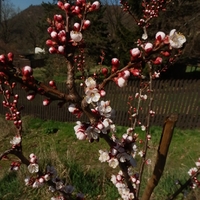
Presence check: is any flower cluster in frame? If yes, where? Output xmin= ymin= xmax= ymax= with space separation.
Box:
xmin=99 ymin=128 xmax=138 ymax=169
xmin=74 ymin=117 xmax=116 ymax=141
xmin=187 ymin=158 xmax=200 ymax=189
xmin=28 ymin=153 xmax=39 ymax=173
xmin=46 ymin=0 xmax=100 ymax=54
xmin=111 ymin=170 xmax=139 ymax=200
xmin=10 ymin=135 xmax=21 ymax=147
xmin=85 ymin=77 xmax=100 ymax=104
xmin=108 ymin=29 xmax=186 ymax=91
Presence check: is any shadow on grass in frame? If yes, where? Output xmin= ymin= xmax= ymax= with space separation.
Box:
xmin=0 ymin=171 xmax=22 ymax=200
xmin=65 ymin=161 xmax=119 ymax=200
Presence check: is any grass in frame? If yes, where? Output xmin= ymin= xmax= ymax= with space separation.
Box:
xmin=0 ymin=116 xmax=200 ymax=199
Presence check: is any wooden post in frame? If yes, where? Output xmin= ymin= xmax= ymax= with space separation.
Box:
xmin=141 ymin=114 xmax=178 ymax=200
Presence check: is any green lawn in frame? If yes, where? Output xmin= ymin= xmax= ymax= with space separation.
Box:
xmin=0 ymin=116 xmax=200 ymax=200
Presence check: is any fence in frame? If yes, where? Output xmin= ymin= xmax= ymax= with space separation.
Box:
xmin=0 ymin=79 xmax=200 ymax=129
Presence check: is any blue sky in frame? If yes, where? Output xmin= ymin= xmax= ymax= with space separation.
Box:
xmin=10 ymin=0 xmax=53 ymax=11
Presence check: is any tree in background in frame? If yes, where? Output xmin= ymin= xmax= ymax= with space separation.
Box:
xmin=0 ymin=0 xmax=20 ymax=53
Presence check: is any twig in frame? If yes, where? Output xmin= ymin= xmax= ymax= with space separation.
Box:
xmin=136 ymin=62 xmax=153 ymax=199
xmin=166 ymin=169 xmax=200 ymax=200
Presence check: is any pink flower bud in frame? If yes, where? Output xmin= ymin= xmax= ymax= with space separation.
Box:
xmin=0 ymin=54 xmax=6 ymax=63
xmin=49 ymin=80 xmax=56 ymax=87
xmin=76 ymin=0 xmax=86 ymax=6
xmin=43 ymin=99 xmax=51 ymax=106
xmin=27 ymin=93 xmax=35 ymax=101
xmin=56 ymin=22 xmax=63 ymax=31
xmin=58 ymin=45 xmax=65 ymax=53
xmin=68 ymin=104 xmax=76 ymax=113
xmin=30 ymin=157 xmax=37 ymax=163
xmin=47 ymin=27 xmax=53 ymax=34
xmin=54 ymin=14 xmax=63 ymax=22
xmin=102 ymin=67 xmax=108 ymax=76
xmin=72 ymin=6 xmax=81 ymax=14
xmin=161 ymin=51 xmax=170 ymax=57
xmin=111 ymin=58 xmax=120 ymax=67
xmin=64 ymin=3 xmax=70 ymax=11
xmin=116 ymin=174 xmax=122 ymax=181
xmin=46 ymin=39 xmax=55 ymax=46
xmin=59 ymin=36 xmax=66 ymax=43
xmin=57 ymin=1 xmax=64 ymax=9
xmin=73 ymin=22 xmax=80 ymax=31
xmin=153 ymin=57 xmax=163 ymax=65
xmin=83 ymin=20 xmax=91 ymax=30
xmin=58 ymin=30 xmax=65 ymax=36
xmin=49 ymin=46 xmax=57 ymax=54
xmin=155 ymin=31 xmax=166 ymax=41
xmin=130 ymin=69 xmax=140 ymax=76
xmin=144 ymin=42 xmax=153 ymax=53
xmin=130 ymin=48 xmax=140 ymax=58
xmin=111 ymin=66 xmax=118 ymax=73
xmin=91 ymin=1 xmax=100 ymax=10
xmin=50 ymin=31 xmax=57 ymax=39
xmin=100 ymin=90 xmax=106 ymax=96
xmin=22 ymin=66 xmax=33 ymax=76
xmin=7 ymin=52 xmax=14 ymax=61
xmin=122 ymin=70 xmax=130 ymax=79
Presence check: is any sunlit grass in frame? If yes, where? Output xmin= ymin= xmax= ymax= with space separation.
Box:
xmin=0 ymin=116 xmax=200 ymax=199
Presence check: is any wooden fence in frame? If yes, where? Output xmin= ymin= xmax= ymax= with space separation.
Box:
xmin=0 ymin=79 xmax=200 ymax=129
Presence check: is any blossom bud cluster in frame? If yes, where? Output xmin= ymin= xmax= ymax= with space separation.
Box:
xmin=46 ymin=14 xmax=67 ymax=54
xmin=0 ymin=52 xmax=14 ymax=64
xmin=74 ymin=115 xmax=115 ymax=141
xmin=1 ymin=82 xmax=22 ymax=128
xmin=139 ymin=0 xmax=170 ymax=27
xmin=110 ymin=56 xmax=141 ymax=86
xmin=111 ymin=29 xmax=184 ymax=85
xmin=25 ymin=156 xmax=51 ymax=188
xmin=21 ymin=66 xmax=36 ymax=87
xmin=10 ymin=161 xmax=21 ymax=171
xmin=46 ymin=0 xmax=100 ymax=55
xmin=28 ymin=153 xmax=39 ymax=174
xmin=119 ymin=29 xmax=187 ymax=80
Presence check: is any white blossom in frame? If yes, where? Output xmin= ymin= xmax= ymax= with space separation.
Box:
xmin=117 ymin=77 xmax=127 ymax=88
xmin=85 ymin=77 xmax=96 ymax=89
xmin=99 ymin=150 xmax=110 ymax=162
xmin=108 ymin=158 xmax=119 ymax=168
xmin=10 ymin=136 xmax=21 ymax=146
xmin=188 ymin=167 xmax=198 ymax=176
xmin=70 ymin=31 xmax=82 ymax=42
xmin=85 ymin=88 xmax=100 ymax=103
xmin=28 ymin=163 xmax=39 ymax=173
xmin=169 ymin=29 xmax=186 ymax=49
xmin=96 ymin=100 xmax=112 ymax=117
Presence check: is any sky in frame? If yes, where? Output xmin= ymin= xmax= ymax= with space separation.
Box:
xmin=10 ymin=0 xmax=53 ymax=11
